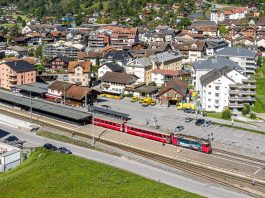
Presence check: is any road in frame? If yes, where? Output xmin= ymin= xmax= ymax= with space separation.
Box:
xmin=94 ymin=97 xmax=265 ymax=158
xmin=0 ymin=122 xmax=251 ymax=198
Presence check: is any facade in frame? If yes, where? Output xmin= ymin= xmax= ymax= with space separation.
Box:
xmin=205 ymin=39 xmax=229 ymax=56
xmin=103 ymin=51 xmax=133 ymax=67
xmin=42 ymin=41 xmax=85 ymax=58
xmin=191 ymin=20 xmax=218 ymax=37
xmin=100 ymin=72 xmax=138 ymax=95
xmin=149 ymin=51 xmax=182 ymax=71
xmin=192 ymin=57 xmax=244 ymax=91
xmin=98 ymin=62 xmax=124 ymax=79
xmin=211 ymin=6 xmax=247 ymax=23
xmin=0 ymin=142 xmax=21 ymax=172
xmin=46 ymin=80 xmax=73 ymax=99
xmin=156 ymin=78 xmax=188 ymax=105
xmin=125 ymin=57 xmax=153 ymax=83
xmin=0 ymin=60 xmax=36 ymax=90
xmin=174 ymin=41 xmax=205 ymax=63
xmin=68 ymin=61 xmax=91 ymax=86
xmin=217 ymin=47 xmax=257 ymax=76
xmin=87 ymin=30 xmax=110 ymax=50
xmin=151 ymin=69 xmax=179 ymax=86
xmin=5 ymin=46 xmax=28 ymax=58
xmin=200 ymin=66 xmax=255 ymax=113
xmin=48 ymin=56 xmax=69 ymax=71
xmin=108 ymin=26 xmax=139 ymax=48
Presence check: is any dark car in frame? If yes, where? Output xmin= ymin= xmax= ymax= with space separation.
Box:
xmin=185 ymin=117 xmax=193 ymax=123
xmin=195 ymin=119 xmax=205 ymax=126
xmin=57 ymin=147 xmax=72 ymax=154
xmin=43 ymin=143 xmax=57 ymax=150
xmin=4 ymin=136 xmax=19 ymax=142
xmin=184 ymin=108 xmax=195 ymax=114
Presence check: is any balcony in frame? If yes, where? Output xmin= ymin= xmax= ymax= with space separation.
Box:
xmin=242 ymin=79 xmax=255 ymax=83
xmin=9 ymin=73 xmax=17 ymax=77
xmin=229 ymin=97 xmax=256 ymax=102
xmin=229 ymin=103 xmax=244 ymax=108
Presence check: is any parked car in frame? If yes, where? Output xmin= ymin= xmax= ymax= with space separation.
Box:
xmin=139 ymin=98 xmax=146 ymax=104
xmin=175 ymin=125 xmax=184 ymax=132
xmin=184 ymin=108 xmax=195 ymax=114
xmin=151 ymin=100 xmax=156 ymax=106
xmin=4 ymin=136 xmax=19 ymax=142
xmin=131 ymin=96 xmax=139 ymax=102
xmin=57 ymin=147 xmax=72 ymax=154
xmin=185 ymin=117 xmax=193 ymax=123
xmin=204 ymin=120 xmax=212 ymax=127
xmin=43 ymin=143 xmax=57 ymax=150
xmin=195 ymin=119 xmax=205 ymax=126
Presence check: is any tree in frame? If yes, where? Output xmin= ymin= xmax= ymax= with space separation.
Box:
xmin=98 ymin=2 xmax=103 ymax=10
xmin=16 ymin=16 xmax=22 ymax=22
xmin=222 ymin=109 xmax=231 ymax=120
xmin=35 ymin=45 xmax=42 ymax=59
xmin=242 ymin=104 xmax=250 ymax=116
xmin=21 ymin=20 xmax=26 ymax=27
xmin=250 ymin=113 xmax=257 ymax=120
xmin=9 ymin=25 xmax=20 ymax=38
xmin=177 ymin=18 xmax=191 ymax=29
xmin=219 ymin=25 xmax=228 ymax=36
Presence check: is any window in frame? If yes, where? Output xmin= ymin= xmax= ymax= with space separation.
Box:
xmin=208 ymin=92 xmax=211 ymax=95
xmin=215 ymin=86 xmax=219 ymax=90
xmin=208 ymin=99 xmax=211 ymax=101
xmin=208 ymin=105 xmax=211 ymax=108
xmin=215 ymin=93 xmax=219 ymax=97
xmin=208 ymin=85 xmax=211 ymax=88
xmin=215 ymin=100 xmax=219 ymax=104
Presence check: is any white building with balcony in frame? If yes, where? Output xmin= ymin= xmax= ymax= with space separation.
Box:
xmin=217 ymin=47 xmax=256 ymax=76
xmin=200 ymin=66 xmax=255 ymax=113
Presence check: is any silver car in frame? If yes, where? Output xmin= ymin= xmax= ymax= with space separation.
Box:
xmin=175 ymin=125 xmax=184 ymax=132
xmin=204 ymin=120 xmax=212 ymax=127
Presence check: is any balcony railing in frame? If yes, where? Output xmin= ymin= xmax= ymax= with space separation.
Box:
xmin=229 ymin=97 xmax=256 ymax=101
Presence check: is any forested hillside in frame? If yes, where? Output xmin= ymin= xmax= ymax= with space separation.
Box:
xmin=0 ymin=0 xmax=264 ymax=19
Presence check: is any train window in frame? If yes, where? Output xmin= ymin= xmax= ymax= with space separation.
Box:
xmin=105 ymin=121 xmax=109 ymax=124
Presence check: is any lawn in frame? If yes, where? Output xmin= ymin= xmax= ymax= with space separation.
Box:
xmin=206 ymin=112 xmax=227 ymax=120
xmin=0 ymin=148 xmax=201 ymax=198
xmin=251 ymin=58 xmax=265 ymax=113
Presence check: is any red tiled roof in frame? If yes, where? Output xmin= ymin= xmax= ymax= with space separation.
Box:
xmin=152 ymin=69 xmax=178 ymax=76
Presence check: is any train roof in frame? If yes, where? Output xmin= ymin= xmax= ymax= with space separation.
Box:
xmin=176 ymin=134 xmax=211 ymax=145
xmin=88 ymin=106 xmax=129 ymax=119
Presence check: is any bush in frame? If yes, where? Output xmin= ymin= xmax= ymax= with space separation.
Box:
xmin=250 ymin=113 xmax=257 ymax=120
xmin=222 ymin=109 xmax=231 ymax=120
xmin=242 ymin=104 xmax=250 ymax=116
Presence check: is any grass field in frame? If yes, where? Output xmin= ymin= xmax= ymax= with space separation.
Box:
xmin=206 ymin=112 xmax=225 ymax=120
xmin=0 ymin=148 xmax=201 ymax=198
xmin=252 ymin=59 xmax=265 ymax=113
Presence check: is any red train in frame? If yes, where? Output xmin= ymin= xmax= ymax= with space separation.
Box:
xmin=93 ymin=117 xmax=212 ymax=154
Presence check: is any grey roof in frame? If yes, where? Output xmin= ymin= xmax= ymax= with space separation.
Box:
xmin=193 ymin=57 xmax=243 ymax=71
xmin=188 ymin=13 xmax=209 ymax=20
xmin=101 ymin=62 xmax=124 ymax=72
xmin=149 ymin=51 xmax=181 ymax=63
xmin=191 ymin=20 xmax=217 ymax=27
xmin=5 ymin=60 xmax=35 ymax=73
xmin=200 ymin=66 xmax=234 ymax=86
xmin=0 ymin=90 xmax=91 ymax=120
xmin=14 ymin=82 xmax=48 ymax=94
xmin=127 ymin=57 xmax=152 ymax=68
xmin=205 ymin=39 xmax=229 ymax=49
xmin=8 ymin=45 xmax=27 ymax=52
xmin=217 ymin=47 xmax=256 ymax=58
xmin=104 ymin=51 xmax=132 ymax=61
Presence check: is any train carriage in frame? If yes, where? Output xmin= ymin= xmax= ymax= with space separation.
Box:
xmin=92 ymin=116 xmax=212 ymax=154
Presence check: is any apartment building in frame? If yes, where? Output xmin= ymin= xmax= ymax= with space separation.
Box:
xmin=87 ymin=30 xmax=110 ymax=50
xmin=192 ymin=57 xmax=244 ymax=91
xmin=42 ymin=41 xmax=85 ymax=58
xmin=0 ymin=60 xmax=36 ymax=90
xmin=200 ymin=66 xmax=255 ymax=113
xmin=68 ymin=61 xmax=91 ymax=86
xmin=125 ymin=57 xmax=153 ymax=84
xmin=149 ymin=51 xmax=182 ymax=71
xmin=217 ymin=47 xmax=256 ymax=76
xmin=107 ymin=26 xmax=139 ymax=48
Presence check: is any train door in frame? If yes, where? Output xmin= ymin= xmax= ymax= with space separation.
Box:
xmin=121 ymin=122 xmax=127 ymax=132
xmin=170 ymin=133 xmax=178 ymax=145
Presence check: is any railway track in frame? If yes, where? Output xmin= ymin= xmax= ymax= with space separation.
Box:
xmin=212 ymin=149 xmax=265 ymax=168
xmin=1 ymin=108 xmax=265 ymax=197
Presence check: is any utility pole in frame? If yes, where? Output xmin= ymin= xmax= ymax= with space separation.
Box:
xmin=30 ymin=90 xmax=32 ymax=122
xmin=92 ymin=108 xmax=95 ymax=146
xmin=63 ymin=83 xmax=66 ymax=105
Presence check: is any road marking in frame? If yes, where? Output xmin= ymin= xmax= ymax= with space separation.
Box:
xmin=254 ymin=167 xmax=264 ymax=175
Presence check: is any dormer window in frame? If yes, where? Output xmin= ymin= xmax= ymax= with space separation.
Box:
xmin=191 ymin=44 xmax=197 ymax=49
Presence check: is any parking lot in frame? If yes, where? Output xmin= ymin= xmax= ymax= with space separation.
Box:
xmin=95 ymin=97 xmax=265 ymax=158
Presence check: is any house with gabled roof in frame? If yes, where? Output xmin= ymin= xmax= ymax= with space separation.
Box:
xmin=98 ymin=62 xmax=124 ymax=78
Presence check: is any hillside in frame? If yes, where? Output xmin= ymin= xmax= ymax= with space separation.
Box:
xmin=0 ymin=148 xmax=201 ymax=198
